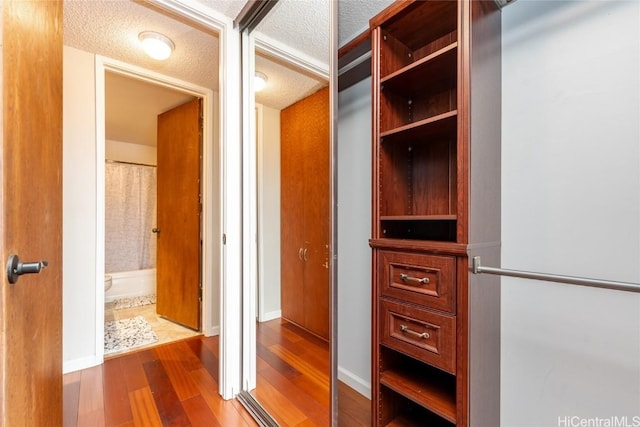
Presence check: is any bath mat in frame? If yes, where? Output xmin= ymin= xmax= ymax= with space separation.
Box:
xmin=113 ymin=294 xmax=156 ymax=310
xmin=104 ymin=316 xmax=158 ymax=355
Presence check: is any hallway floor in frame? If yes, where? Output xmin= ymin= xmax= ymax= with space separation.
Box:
xmin=63 ymin=336 xmax=259 ymax=426
xmin=65 ymin=319 xmax=370 ymax=426
xmin=105 ymin=302 xmax=201 ymax=357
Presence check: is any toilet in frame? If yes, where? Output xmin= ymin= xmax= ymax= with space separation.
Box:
xmin=104 ymin=275 xmax=112 ymax=292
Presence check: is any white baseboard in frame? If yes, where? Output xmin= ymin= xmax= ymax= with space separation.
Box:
xmin=64 ymin=324 xmax=220 ymax=373
xmin=63 ymin=355 xmax=102 ymax=374
xmin=205 ymin=325 xmax=220 ymax=337
xmin=259 ymin=309 xmax=281 ymax=322
xmin=337 ymin=366 xmax=371 ymax=399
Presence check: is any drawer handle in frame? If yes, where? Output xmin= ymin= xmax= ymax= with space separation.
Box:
xmin=399 ymin=273 xmax=429 ymax=285
xmin=400 ymin=325 xmax=430 ymax=340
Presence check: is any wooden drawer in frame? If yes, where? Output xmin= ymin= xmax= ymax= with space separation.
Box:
xmin=379 ymin=250 xmax=456 ymax=313
xmin=380 ymin=298 xmax=456 ymax=374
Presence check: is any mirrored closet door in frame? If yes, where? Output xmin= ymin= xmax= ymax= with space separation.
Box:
xmin=237 ymin=1 xmax=333 ymax=425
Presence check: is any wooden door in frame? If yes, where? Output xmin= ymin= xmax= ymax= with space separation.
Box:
xmin=280 ymin=99 xmax=305 ymax=327
xmin=1 ymin=0 xmax=63 ymax=424
xmin=156 ymin=98 xmax=202 ymax=330
xmin=301 ymin=87 xmax=330 ymax=339
xmin=280 ymin=87 xmax=330 ymax=340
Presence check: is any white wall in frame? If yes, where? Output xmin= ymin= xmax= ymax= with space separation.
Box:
xmin=106 ymin=139 xmax=157 ymax=165
xmin=63 ymin=45 xmax=222 ymax=371
xmin=63 ymin=46 xmax=99 ymax=372
xmin=257 ymin=103 xmax=282 ymax=321
xmin=501 ymin=1 xmax=640 ymax=425
xmin=337 ymin=77 xmax=372 ymax=397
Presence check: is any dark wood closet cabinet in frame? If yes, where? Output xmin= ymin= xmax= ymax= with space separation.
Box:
xmin=370 ymin=1 xmax=501 ymax=425
xmin=281 ymin=87 xmax=330 ymax=340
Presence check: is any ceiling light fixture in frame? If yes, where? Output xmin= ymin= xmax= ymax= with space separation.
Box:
xmin=139 ymin=31 xmax=175 ymax=60
xmin=255 ymin=71 xmax=268 ymax=92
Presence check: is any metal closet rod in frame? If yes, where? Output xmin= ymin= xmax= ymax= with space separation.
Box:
xmin=472 ymin=256 xmax=640 ymax=293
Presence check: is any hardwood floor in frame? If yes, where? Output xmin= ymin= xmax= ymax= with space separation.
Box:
xmin=252 ymin=318 xmax=370 ymax=427
xmin=337 ymin=382 xmax=371 ymax=427
xmin=252 ymin=319 xmax=330 ymax=426
xmin=64 ymin=336 xmax=258 ymax=427
xmin=64 ymin=319 xmax=370 ymax=426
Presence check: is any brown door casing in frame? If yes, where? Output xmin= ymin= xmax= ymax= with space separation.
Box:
xmin=156 ymin=97 xmax=202 ymax=330
xmin=1 ymin=0 xmax=64 ymax=424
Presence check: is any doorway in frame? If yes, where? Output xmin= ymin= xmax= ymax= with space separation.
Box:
xmin=96 ymin=60 xmax=216 ymax=360
xmin=102 ymin=71 xmax=204 ymax=356
xmin=62 ymin=0 xmax=242 ymax=403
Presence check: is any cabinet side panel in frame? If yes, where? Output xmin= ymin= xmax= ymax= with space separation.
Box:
xmin=468 ymin=2 xmax=502 ymax=426
xmin=468 ymin=1 xmax=501 ymax=246
xmin=371 ymin=28 xmax=382 ymax=240
xmin=468 ymin=244 xmax=500 ymax=427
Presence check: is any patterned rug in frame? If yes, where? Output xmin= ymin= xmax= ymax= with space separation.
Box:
xmin=104 ymin=316 xmax=158 ymax=355
xmin=113 ymin=294 xmax=156 ymax=310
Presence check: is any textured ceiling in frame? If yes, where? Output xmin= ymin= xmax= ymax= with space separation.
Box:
xmin=254 ymin=0 xmax=329 ymax=110
xmin=64 ymin=0 xmax=331 ymax=146
xmin=254 ymin=0 xmax=330 ymax=67
xmin=256 ymin=52 xmax=327 ymax=111
xmin=197 ymin=0 xmax=248 ymax=21
xmin=64 ymin=0 xmax=220 ymax=91
xmin=338 ymin=0 xmax=395 ymax=47
xmin=65 ymin=0 xmax=396 ymax=147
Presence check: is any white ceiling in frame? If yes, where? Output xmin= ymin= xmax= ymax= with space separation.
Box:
xmin=64 ymin=0 xmax=220 ymax=90
xmin=63 ymin=0 xmax=391 ymax=147
xmin=338 ymin=0 xmax=395 ymax=47
xmin=254 ymin=0 xmax=329 ymax=66
xmin=63 ymin=0 xmax=335 ymax=147
xmin=197 ymin=0 xmax=248 ymax=21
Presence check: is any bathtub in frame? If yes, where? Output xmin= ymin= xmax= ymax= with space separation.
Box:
xmin=105 ymin=268 xmax=156 ymax=302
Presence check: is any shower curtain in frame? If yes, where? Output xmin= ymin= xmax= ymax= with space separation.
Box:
xmin=105 ymin=162 xmax=157 ymax=273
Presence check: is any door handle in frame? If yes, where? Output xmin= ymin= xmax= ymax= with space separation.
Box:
xmin=298 ymin=247 xmax=303 ymax=261
xmin=6 ymin=254 xmax=48 ymax=284
xmin=152 ymin=228 xmax=160 ymax=234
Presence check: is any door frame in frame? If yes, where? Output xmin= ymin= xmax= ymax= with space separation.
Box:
xmin=91 ymin=0 xmax=243 ymax=399
xmin=95 ymin=55 xmax=214 ymax=343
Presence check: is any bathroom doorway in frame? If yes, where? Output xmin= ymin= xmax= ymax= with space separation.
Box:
xmin=102 ymin=71 xmax=206 ymax=356
xmin=61 ymin=0 xmax=232 ymax=394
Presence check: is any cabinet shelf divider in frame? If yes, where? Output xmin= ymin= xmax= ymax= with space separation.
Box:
xmin=380 ymin=110 xmax=457 ymax=141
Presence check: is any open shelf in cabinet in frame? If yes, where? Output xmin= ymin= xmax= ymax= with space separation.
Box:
xmin=378 ymin=131 xmax=457 ymax=241
xmin=380 ymin=110 xmax=457 ymax=143
xmin=387 ymin=414 xmax=454 ymax=427
xmin=380 ymin=218 xmax=456 ymax=241
xmin=383 ymin=395 xmax=456 ymax=427
xmin=376 ymin=1 xmax=458 ymax=78
xmin=379 ymin=346 xmax=456 ymax=424
xmin=382 ymin=43 xmax=457 ymax=91
xmin=379 ymin=43 xmax=457 ymax=134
